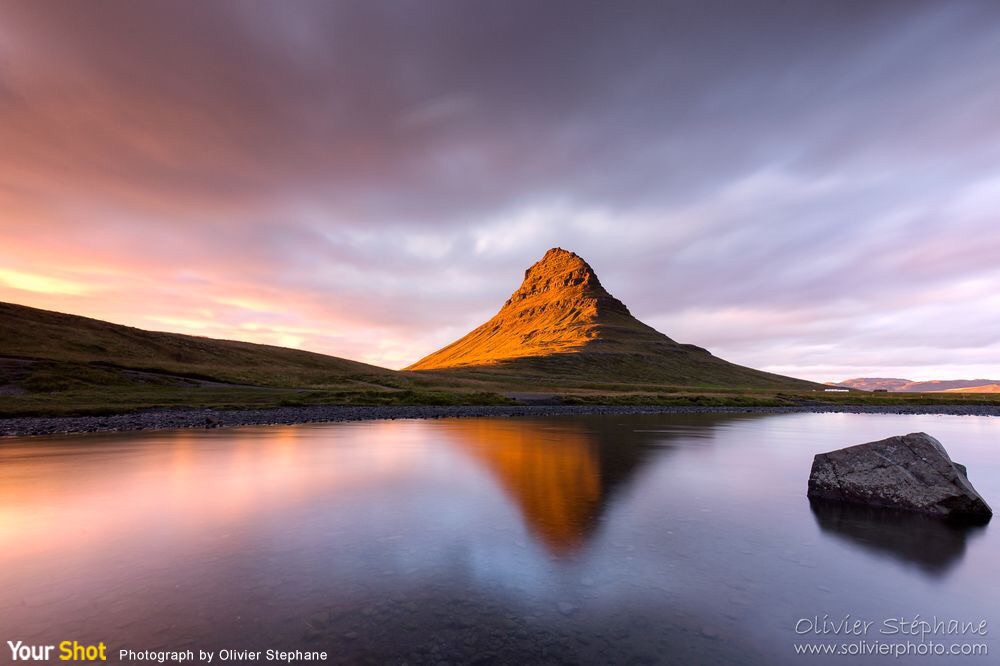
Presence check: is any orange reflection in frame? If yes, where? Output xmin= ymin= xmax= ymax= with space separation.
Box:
xmin=0 ymin=422 xmax=428 ymax=560
xmin=440 ymin=419 xmax=606 ymax=555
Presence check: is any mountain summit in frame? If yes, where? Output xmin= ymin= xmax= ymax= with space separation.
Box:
xmin=407 ymin=248 xmax=812 ymax=388
xmin=410 ymin=248 xmax=655 ymax=368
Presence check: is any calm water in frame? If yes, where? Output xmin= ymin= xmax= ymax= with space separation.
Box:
xmin=1 ymin=413 xmax=997 ymax=664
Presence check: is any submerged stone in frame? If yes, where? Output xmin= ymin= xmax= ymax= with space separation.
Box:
xmin=556 ymin=602 xmax=579 ymax=616
xmin=807 ymin=432 xmax=992 ymax=522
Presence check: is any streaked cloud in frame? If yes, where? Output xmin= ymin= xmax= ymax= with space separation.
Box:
xmin=1 ymin=0 xmax=999 ymax=380
xmin=0 ymin=268 xmax=91 ymax=296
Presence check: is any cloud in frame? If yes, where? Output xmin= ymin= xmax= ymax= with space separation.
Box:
xmin=0 ymin=268 xmax=92 ymax=296
xmin=1 ymin=0 xmax=999 ymax=378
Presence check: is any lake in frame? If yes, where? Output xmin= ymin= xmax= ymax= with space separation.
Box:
xmin=1 ymin=413 xmax=997 ymax=664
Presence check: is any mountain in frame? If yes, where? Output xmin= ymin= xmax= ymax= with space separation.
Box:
xmin=832 ymin=378 xmax=912 ymax=392
xmin=0 ymin=300 xmax=397 ymax=388
xmin=407 ymin=248 xmax=815 ymax=389
xmin=837 ymin=377 xmax=1000 ymax=393
xmin=942 ymin=384 xmax=1000 ymax=393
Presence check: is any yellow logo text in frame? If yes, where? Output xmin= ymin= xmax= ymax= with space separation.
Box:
xmin=59 ymin=641 xmax=108 ymax=661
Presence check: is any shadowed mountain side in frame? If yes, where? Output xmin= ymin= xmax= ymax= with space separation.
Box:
xmin=421 ymin=347 xmax=808 ymax=390
xmin=0 ymin=300 xmax=398 ymax=388
xmin=436 ymin=414 xmax=752 ymax=554
xmin=407 ymin=248 xmax=818 ymax=389
xmin=809 ymin=499 xmax=987 ymax=578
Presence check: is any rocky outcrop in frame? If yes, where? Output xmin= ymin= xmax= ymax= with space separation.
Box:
xmin=808 ymin=432 xmax=992 ymax=522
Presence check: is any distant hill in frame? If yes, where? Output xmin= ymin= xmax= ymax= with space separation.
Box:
xmin=837 ymin=377 xmax=1000 ymax=392
xmin=833 ymin=378 xmax=912 ymax=392
xmin=0 ymin=300 xmax=398 ymax=388
xmin=942 ymin=384 xmax=1000 ymax=393
xmin=407 ymin=248 xmax=817 ymax=389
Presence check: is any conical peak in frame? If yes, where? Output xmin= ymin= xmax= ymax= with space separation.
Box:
xmin=406 ymin=248 xmax=814 ymax=389
xmin=512 ymin=248 xmax=605 ymax=302
xmin=526 ymin=248 xmax=593 ymax=279
xmin=407 ymin=247 xmax=679 ymax=372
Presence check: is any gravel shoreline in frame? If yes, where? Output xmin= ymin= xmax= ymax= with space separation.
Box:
xmin=2 ymin=403 xmax=999 ymax=438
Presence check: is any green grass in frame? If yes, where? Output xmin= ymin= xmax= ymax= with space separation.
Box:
xmin=411 ymin=349 xmax=822 ymax=391
xmin=4 ymin=364 xmax=998 ymax=418
xmin=559 ymin=393 xmax=791 ymax=407
xmin=0 ymin=378 xmax=514 ymax=418
xmin=784 ymin=391 xmax=1000 ymax=407
xmin=558 ymin=390 xmax=1000 ymax=408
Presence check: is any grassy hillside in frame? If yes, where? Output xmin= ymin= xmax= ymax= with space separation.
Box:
xmin=837 ymin=377 xmax=1000 ymax=392
xmin=0 ymin=301 xmax=516 ymax=415
xmin=414 ymin=347 xmax=820 ymax=390
xmin=0 ymin=301 xmax=397 ymax=387
xmin=943 ymin=384 xmax=1000 ymax=393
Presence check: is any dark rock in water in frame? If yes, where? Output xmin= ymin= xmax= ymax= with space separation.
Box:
xmin=808 ymin=432 xmax=992 ymax=522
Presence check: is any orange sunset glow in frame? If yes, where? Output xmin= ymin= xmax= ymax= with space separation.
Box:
xmin=3 ymin=5 xmax=1000 ymax=665
xmin=3 ymin=1 xmax=1000 ymax=381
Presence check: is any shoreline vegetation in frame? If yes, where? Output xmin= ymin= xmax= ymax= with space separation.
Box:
xmin=4 ymin=361 xmax=1000 ymax=417
xmin=3 ymin=403 xmax=1000 ymax=438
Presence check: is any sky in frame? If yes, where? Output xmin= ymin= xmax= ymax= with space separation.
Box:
xmin=2 ymin=0 xmax=1000 ymax=381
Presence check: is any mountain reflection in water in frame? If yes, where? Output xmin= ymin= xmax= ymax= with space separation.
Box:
xmin=439 ymin=417 xmax=719 ymax=555
xmin=442 ymin=420 xmax=617 ymax=554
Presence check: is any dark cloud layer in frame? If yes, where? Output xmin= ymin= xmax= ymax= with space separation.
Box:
xmin=2 ymin=0 xmax=1000 ymax=377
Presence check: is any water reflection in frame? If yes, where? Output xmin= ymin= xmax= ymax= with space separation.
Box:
xmin=809 ymin=499 xmax=987 ymax=577
xmin=439 ymin=416 xmax=722 ymax=555
xmin=441 ymin=420 xmax=618 ymax=554
xmin=0 ymin=413 xmax=997 ymax=665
